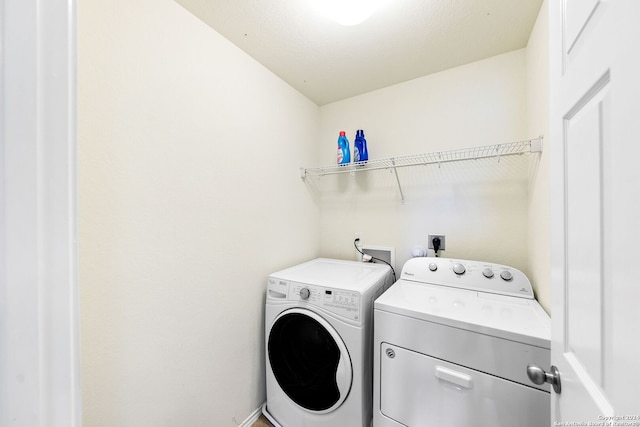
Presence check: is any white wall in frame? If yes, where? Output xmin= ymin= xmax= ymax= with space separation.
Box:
xmin=316 ymin=51 xmax=537 ymax=277
xmin=78 ymin=0 xmax=319 ymax=425
xmin=525 ymin=0 xmax=550 ymax=312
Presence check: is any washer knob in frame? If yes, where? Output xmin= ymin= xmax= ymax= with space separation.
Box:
xmin=452 ymin=263 xmax=466 ymax=275
xmin=300 ymin=288 xmax=311 ymax=300
xmin=483 ymin=268 xmax=494 ymax=278
xmin=428 ymin=263 xmax=438 ymax=271
xmin=500 ymin=270 xmax=513 ymax=281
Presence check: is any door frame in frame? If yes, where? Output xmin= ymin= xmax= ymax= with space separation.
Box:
xmin=0 ymin=0 xmax=81 ymax=425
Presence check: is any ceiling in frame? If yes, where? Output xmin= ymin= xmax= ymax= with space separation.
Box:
xmin=176 ymin=0 xmax=544 ymax=106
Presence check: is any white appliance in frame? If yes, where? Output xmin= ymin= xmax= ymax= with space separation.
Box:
xmin=264 ymin=258 xmax=394 ymax=427
xmin=373 ymin=257 xmax=551 ymax=427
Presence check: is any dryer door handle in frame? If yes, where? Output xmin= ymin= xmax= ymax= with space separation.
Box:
xmin=335 ymin=355 xmax=351 ymax=396
xmin=435 ymin=365 xmax=474 ymax=389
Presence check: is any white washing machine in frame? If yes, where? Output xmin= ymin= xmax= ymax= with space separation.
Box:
xmin=373 ymin=257 xmax=551 ymax=427
xmin=264 ymin=258 xmax=394 ymax=427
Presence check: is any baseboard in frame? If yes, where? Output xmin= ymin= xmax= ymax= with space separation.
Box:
xmin=238 ymin=404 xmax=265 ymax=427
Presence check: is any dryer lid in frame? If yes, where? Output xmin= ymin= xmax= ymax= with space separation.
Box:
xmin=375 ymin=279 xmax=550 ymax=348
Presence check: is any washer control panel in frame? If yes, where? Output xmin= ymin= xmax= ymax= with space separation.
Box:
xmin=266 ymin=278 xmax=361 ymax=321
xmin=400 ymin=257 xmax=534 ymax=299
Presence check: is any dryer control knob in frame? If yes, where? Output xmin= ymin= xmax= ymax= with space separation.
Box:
xmin=453 ymin=263 xmax=466 ymax=275
xmin=483 ymin=268 xmax=494 ymax=278
xmin=300 ymin=288 xmax=311 ymax=300
xmin=500 ymin=271 xmax=513 ymax=282
xmin=428 ymin=263 xmax=438 ymax=271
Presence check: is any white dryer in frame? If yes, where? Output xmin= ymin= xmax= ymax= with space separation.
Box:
xmin=373 ymin=257 xmax=551 ymax=427
xmin=264 ymin=258 xmax=394 ymax=427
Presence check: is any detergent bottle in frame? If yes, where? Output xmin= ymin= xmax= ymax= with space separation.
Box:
xmin=337 ymin=131 xmax=351 ymax=165
xmin=354 ymin=129 xmax=368 ymax=163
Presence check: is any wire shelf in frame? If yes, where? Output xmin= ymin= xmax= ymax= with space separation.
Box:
xmin=300 ymin=137 xmax=543 ymax=178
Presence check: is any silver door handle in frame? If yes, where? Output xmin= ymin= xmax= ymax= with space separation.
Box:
xmin=526 ymin=364 xmax=561 ymax=394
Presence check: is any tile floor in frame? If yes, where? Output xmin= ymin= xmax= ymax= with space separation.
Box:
xmin=251 ymin=414 xmax=275 ymax=427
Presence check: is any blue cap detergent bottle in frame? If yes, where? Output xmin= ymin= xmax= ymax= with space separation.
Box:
xmin=354 ymin=129 xmax=368 ymax=163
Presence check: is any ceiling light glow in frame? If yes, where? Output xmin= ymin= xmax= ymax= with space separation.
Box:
xmin=311 ymin=0 xmax=387 ymax=26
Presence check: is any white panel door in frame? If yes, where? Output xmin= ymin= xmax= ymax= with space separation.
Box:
xmin=549 ymin=0 xmax=640 ymax=423
xmin=1 ymin=0 xmax=80 ymax=426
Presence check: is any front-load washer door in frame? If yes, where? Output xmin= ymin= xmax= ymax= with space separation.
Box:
xmin=268 ymin=308 xmax=353 ymax=413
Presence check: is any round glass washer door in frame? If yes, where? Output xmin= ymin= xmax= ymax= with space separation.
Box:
xmin=268 ymin=308 xmax=353 ymax=413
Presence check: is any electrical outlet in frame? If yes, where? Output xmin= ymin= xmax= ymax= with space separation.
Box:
xmin=428 ymin=234 xmax=446 ymax=251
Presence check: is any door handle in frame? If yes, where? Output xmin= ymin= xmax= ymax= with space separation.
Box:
xmin=435 ymin=365 xmax=474 ymax=389
xmin=526 ymin=364 xmax=561 ymax=394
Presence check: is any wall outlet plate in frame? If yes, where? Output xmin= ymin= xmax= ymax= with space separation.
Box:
xmin=428 ymin=234 xmax=446 ymax=250
xmin=361 ymin=245 xmax=395 ymax=272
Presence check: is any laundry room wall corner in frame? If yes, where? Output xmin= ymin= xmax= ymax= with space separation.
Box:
xmin=525 ymin=0 xmax=551 ymax=314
